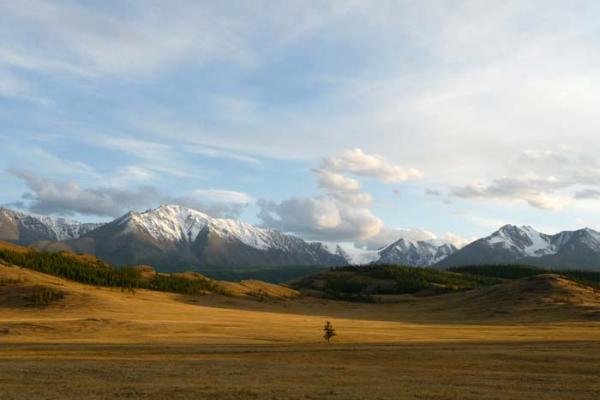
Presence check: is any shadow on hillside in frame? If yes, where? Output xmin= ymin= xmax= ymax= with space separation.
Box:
xmin=176 ymin=275 xmax=600 ymax=326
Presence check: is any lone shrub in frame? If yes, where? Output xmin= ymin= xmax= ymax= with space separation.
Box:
xmin=323 ymin=321 xmax=336 ymax=344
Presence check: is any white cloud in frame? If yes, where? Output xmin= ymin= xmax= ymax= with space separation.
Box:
xmin=8 ymin=168 xmax=152 ymax=217
xmin=323 ymin=148 xmax=423 ymax=183
xmin=315 ymin=169 xmax=361 ymax=192
xmin=258 ymin=196 xmax=383 ymax=242
xmin=79 ymin=134 xmax=264 ymax=184
xmin=107 ymin=166 xmax=159 ymax=187
xmin=0 ymin=68 xmax=35 ymax=101
xmin=8 ymin=168 xmax=252 ymax=218
xmin=89 ymin=136 xmax=172 ymax=160
xmin=90 ymin=0 xmax=600 ymax=184
xmin=442 ymin=232 xmax=475 ymax=249
xmin=354 ymin=228 xmax=436 ymax=250
xmin=574 ymin=189 xmax=600 ymax=200
xmin=458 ymin=213 xmax=509 ymax=231
xmin=258 ymin=149 xmax=422 ymax=241
xmin=258 ymin=149 xmax=410 ymax=241
xmin=258 ymin=197 xmax=341 ymax=231
xmin=449 ymin=148 xmax=600 ymax=210
xmin=525 ymin=194 xmax=568 ymax=211
xmin=425 ymin=188 xmax=442 ymax=196
xmin=5 ymin=1 xmax=600 ymax=239
xmin=186 ymin=145 xmax=261 ymax=165
xmin=0 ymin=0 xmax=256 ymax=78
xmin=354 ymin=227 xmax=473 ymax=250
xmin=450 ymin=176 xmax=568 ymax=210
xmin=191 ymin=189 xmax=254 ymax=205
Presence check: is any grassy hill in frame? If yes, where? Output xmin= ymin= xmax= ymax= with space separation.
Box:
xmin=3 ymin=239 xmax=598 ymax=306
xmin=0 ymin=241 xmax=297 ymax=299
xmin=200 ymin=265 xmax=329 ymax=283
xmin=449 ymin=264 xmax=600 ymax=289
xmin=291 ymin=265 xmax=504 ymax=301
xmin=292 ymin=264 xmax=600 ymax=302
xmin=1 ymin=242 xmax=599 ymax=399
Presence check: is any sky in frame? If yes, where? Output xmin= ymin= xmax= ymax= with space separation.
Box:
xmin=2 ymin=0 xmax=600 ymax=250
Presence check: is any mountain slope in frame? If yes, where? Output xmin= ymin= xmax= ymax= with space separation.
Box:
xmin=531 ymin=228 xmax=600 ymax=270
xmin=0 ymin=242 xmax=298 ymax=302
xmin=51 ymin=205 xmax=346 ymax=270
xmin=436 ymin=225 xmax=600 ymax=271
xmin=439 ymin=274 xmax=600 ymax=322
xmin=373 ymin=238 xmax=457 ymax=266
xmin=0 ymin=208 xmax=102 ymax=245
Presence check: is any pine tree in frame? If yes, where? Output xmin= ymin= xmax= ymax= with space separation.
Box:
xmin=323 ymin=321 xmax=336 ymax=344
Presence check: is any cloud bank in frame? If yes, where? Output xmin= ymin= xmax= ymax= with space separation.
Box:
xmin=449 ymin=149 xmax=600 ymax=210
xmin=9 ymin=168 xmax=252 ymax=219
xmin=258 ymin=149 xmax=421 ymax=241
xmin=4 ymin=1 xmax=600 ymax=243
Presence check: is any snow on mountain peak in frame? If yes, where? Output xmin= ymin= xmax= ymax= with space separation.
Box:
xmin=127 ymin=204 xmax=284 ymax=251
xmin=571 ymin=227 xmax=600 ymax=252
xmin=486 ymin=224 xmax=556 ymax=257
xmin=0 ymin=207 xmax=102 ymax=241
xmin=128 ymin=204 xmax=210 ymax=243
xmin=374 ymin=236 xmax=457 ymax=266
xmin=319 ymin=243 xmax=380 ymax=265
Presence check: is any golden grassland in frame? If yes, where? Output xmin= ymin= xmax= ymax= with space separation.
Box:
xmin=1 ymin=261 xmax=599 ymax=399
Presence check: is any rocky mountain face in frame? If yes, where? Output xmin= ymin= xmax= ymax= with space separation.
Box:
xmin=5 ymin=205 xmax=600 ymax=271
xmin=40 ymin=205 xmax=347 ymax=271
xmin=373 ymin=238 xmax=458 ymax=266
xmin=0 ymin=207 xmax=102 ymax=245
xmin=435 ymin=224 xmax=600 ymax=271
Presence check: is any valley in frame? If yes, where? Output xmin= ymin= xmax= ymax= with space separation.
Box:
xmin=1 ymin=218 xmax=600 ymax=399
xmin=1 ymin=248 xmax=599 ymax=399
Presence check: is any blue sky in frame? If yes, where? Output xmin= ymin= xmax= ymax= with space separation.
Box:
xmin=2 ymin=1 xmax=600 ymax=249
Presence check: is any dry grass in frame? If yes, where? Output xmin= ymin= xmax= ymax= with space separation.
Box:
xmin=1 ymin=341 xmax=599 ymax=400
xmin=0 ymin=262 xmax=599 ymax=399
xmin=0 ymin=241 xmax=30 ymax=253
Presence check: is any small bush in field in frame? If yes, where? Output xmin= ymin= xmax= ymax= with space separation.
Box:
xmin=323 ymin=321 xmax=336 ymax=344
xmin=26 ymin=286 xmax=64 ymax=306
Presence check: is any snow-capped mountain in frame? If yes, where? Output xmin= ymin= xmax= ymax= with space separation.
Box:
xmin=484 ymin=225 xmax=557 ymax=257
xmin=334 ymin=246 xmax=380 ymax=265
xmin=0 ymin=207 xmax=103 ymax=245
xmin=326 ymin=238 xmax=457 ymax=266
xmin=435 ymin=224 xmax=600 ymax=270
xmin=123 ymin=205 xmax=304 ymax=251
xmin=7 ymin=204 xmax=600 ymax=271
xmin=373 ymin=238 xmax=458 ymax=266
xmin=50 ymin=205 xmax=347 ymax=270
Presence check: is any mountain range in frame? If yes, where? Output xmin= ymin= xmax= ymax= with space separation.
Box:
xmin=435 ymin=224 xmax=600 ymax=270
xmin=373 ymin=238 xmax=457 ymax=266
xmin=2 ymin=205 xmax=600 ymax=271
xmin=25 ymin=205 xmax=349 ymax=270
xmin=0 ymin=205 xmax=461 ymax=269
xmin=0 ymin=208 xmax=102 ymax=244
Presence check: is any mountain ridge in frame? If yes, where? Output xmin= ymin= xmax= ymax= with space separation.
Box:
xmin=36 ymin=205 xmax=348 ymax=270
xmin=0 ymin=207 xmax=103 ymax=244
xmin=4 ymin=206 xmax=600 ymax=271
xmin=372 ymin=237 xmax=458 ymax=266
xmin=435 ymin=224 xmax=600 ymax=270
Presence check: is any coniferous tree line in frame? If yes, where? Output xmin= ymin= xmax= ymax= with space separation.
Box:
xmin=320 ymin=265 xmax=502 ymax=295
xmin=0 ymin=249 xmax=221 ymax=295
xmin=293 ymin=264 xmax=600 ymax=302
xmin=449 ymin=265 xmax=600 ymax=289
